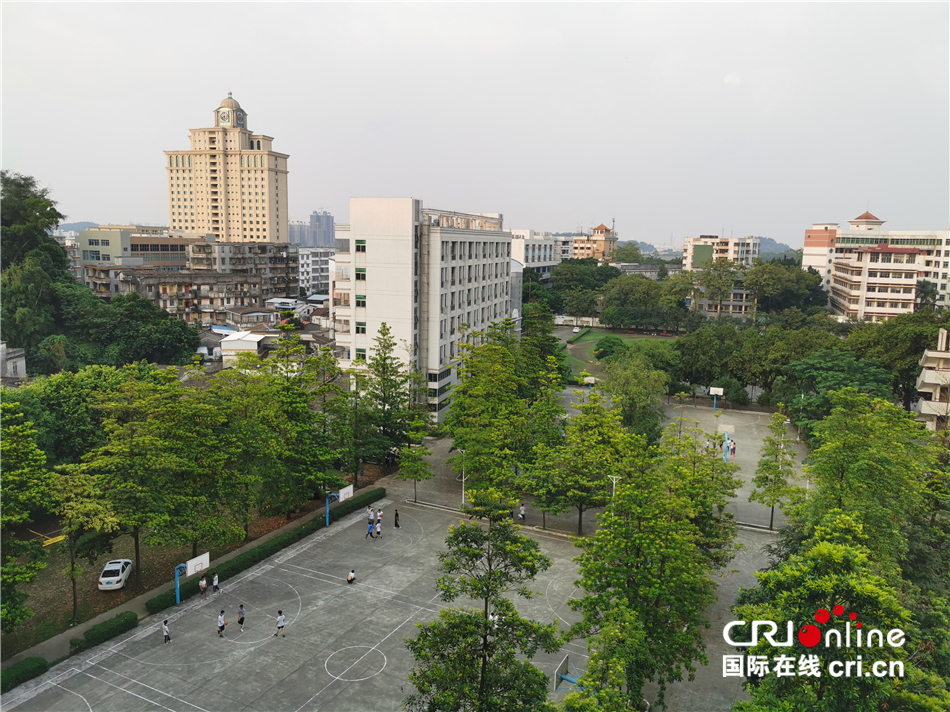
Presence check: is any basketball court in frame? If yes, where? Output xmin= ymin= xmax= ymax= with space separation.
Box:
xmin=3 ymin=499 xmax=585 ymax=712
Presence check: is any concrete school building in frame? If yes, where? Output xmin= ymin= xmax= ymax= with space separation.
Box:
xmin=331 ymin=198 xmax=517 ymax=419
xmin=681 ymin=235 xmax=761 ymax=319
xmin=915 ymin=327 xmax=950 ymax=431
xmin=803 ymin=212 xmax=950 ymax=321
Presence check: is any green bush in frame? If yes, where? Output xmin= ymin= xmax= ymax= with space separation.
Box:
xmin=566 ymin=327 xmax=591 ymax=344
xmin=69 ymin=611 xmax=138 ymax=655
xmin=1 ymin=656 xmax=49 ymax=693
xmin=145 ymin=488 xmax=386 ymax=616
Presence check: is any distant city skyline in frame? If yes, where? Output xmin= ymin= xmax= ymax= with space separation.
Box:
xmin=3 ymin=3 xmax=947 ymax=249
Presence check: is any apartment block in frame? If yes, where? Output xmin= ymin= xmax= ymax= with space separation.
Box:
xmin=682 ymin=235 xmax=761 ymax=319
xmin=682 ymin=235 xmax=760 ymax=271
xmin=290 ymin=210 xmax=335 ymax=247
xmin=299 ymin=247 xmax=333 ymax=295
xmin=184 ymin=237 xmax=300 ymax=299
xmin=572 ymin=223 xmax=618 ymax=261
xmin=510 ymin=229 xmax=560 ymax=283
xmin=117 ymin=269 xmax=265 ymax=325
xmin=165 ymin=94 xmax=288 ymax=242
xmin=803 ymin=212 xmax=950 ymax=317
xmin=77 ymin=227 xmax=199 ymax=297
xmin=332 ymin=199 xmax=513 ymax=419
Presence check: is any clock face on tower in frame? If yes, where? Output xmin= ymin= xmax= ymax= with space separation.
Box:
xmin=236 ymin=111 xmax=244 ymax=125
xmin=219 ymin=111 xmax=230 ymax=122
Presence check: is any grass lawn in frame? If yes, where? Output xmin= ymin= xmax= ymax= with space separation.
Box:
xmin=573 ymin=329 xmax=671 ymax=345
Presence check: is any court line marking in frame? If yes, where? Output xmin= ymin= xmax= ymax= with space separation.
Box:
xmin=93 ymin=663 xmax=213 ymax=711
xmin=78 ymin=669 xmax=179 ymax=711
xmin=324 ymin=645 xmax=388 ymax=682
xmin=277 ymin=563 xmax=445 ymax=614
xmin=50 ymin=678 xmax=93 ymax=712
xmin=293 ymin=611 xmax=418 ymax=712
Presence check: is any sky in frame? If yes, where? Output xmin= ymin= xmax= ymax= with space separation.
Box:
xmin=2 ymin=3 xmax=947 ymax=249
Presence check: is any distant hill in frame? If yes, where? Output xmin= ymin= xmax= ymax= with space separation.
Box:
xmin=754 ymin=236 xmax=794 ymax=254
xmin=617 ymin=240 xmax=658 ymax=254
xmin=56 ymin=221 xmax=97 ymax=232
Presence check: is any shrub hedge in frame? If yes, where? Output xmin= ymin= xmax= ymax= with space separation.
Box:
xmin=566 ymin=327 xmax=591 ymax=344
xmin=145 ymin=487 xmax=386 ymax=616
xmin=69 ymin=610 xmax=138 ymax=655
xmin=1 ymin=657 xmax=49 ymax=694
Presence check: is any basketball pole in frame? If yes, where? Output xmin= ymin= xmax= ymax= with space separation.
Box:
xmin=174 ymin=563 xmax=187 ymax=605
xmin=325 ymin=492 xmax=340 ymax=528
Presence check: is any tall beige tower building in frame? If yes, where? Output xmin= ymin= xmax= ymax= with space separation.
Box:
xmin=165 ymin=93 xmax=289 ymax=242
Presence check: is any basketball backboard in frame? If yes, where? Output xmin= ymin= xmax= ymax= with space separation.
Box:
xmin=186 ymin=552 xmax=209 ymax=576
xmin=339 ymin=485 xmax=353 ymax=501
xmin=553 ymin=654 xmax=579 ymax=692
xmin=709 ymin=387 xmax=724 ymax=396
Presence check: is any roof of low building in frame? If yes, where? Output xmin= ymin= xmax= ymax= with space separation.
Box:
xmin=854 ymin=211 xmax=882 ymax=221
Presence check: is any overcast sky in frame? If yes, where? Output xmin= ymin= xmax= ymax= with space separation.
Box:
xmin=3 ymin=3 xmax=947 ymax=248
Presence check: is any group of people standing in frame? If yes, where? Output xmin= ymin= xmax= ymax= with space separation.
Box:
xmin=365 ymin=505 xmax=400 ymax=540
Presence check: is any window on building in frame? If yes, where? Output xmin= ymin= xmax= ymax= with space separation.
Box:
xmin=355 ymin=268 xmax=366 ymax=281
xmin=356 ymin=322 xmax=367 ymax=334
xmin=355 ymin=295 xmax=366 ymax=308
xmin=355 ymin=348 xmax=367 ymax=362
xmin=355 ymin=240 xmax=366 ymax=253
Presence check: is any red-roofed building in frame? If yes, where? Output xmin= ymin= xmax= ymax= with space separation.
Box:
xmin=572 ymin=221 xmax=618 ymax=261
xmin=803 ymin=211 xmax=950 ymax=321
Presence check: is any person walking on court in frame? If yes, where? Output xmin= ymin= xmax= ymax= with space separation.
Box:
xmin=212 ymin=572 xmax=220 ymax=594
xmin=394 ymin=510 xmax=400 ymax=529
xmin=366 ymin=521 xmax=375 ymax=540
xmin=274 ymin=610 xmax=286 ymax=637
xmin=237 ymin=605 xmax=246 ymax=632
xmin=162 ymin=620 xmax=171 ymax=645
xmin=217 ymin=610 xmax=228 ymax=638
xmin=375 ymin=519 xmax=382 ymax=539
xmin=199 ymin=575 xmax=208 ymax=599
xmin=732 ymin=441 xmax=737 ymax=458
xmin=347 ymin=570 xmax=356 ymax=584
xmin=519 ymin=503 xmax=526 ymax=522
xmin=367 ymin=505 xmax=374 ymax=525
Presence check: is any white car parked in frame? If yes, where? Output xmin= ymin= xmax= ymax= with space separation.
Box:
xmin=98 ymin=559 xmax=133 ymax=591
xmin=572 ymin=326 xmax=581 ymax=333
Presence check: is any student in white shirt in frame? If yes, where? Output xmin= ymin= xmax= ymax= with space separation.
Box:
xmin=274 ymin=610 xmax=286 ymax=637
xmin=162 ymin=620 xmax=171 ymax=645
xmin=217 ymin=611 xmax=227 ymax=637
xmin=347 ymin=570 xmax=356 ymax=585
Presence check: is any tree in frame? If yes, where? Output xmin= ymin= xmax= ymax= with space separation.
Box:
xmin=613 ymin=243 xmax=643 ymax=263
xmin=784 ymin=350 xmax=893 ymax=439
xmin=698 ymin=258 xmax=740 ymax=318
xmin=710 ymin=374 xmax=750 ymax=406
xmin=519 ymin=303 xmax=565 ymax=398
xmin=1 ymin=171 xmax=65 ymax=271
xmin=916 ymin=279 xmax=939 ymax=312
xmin=445 ymin=344 xmax=528 ymax=488
xmin=365 ymin=322 xmax=419 ymax=450
xmin=593 ymin=335 xmax=628 ymax=361
xmin=404 ymin=488 xmax=561 ymax=712
xmin=733 ymin=515 xmax=939 ymax=712
xmin=601 ymin=351 xmax=668 ymax=443
xmin=51 ymin=464 xmax=120 ymax=622
xmin=804 ymin=388 xmax=939 ymax=570
xmin=565 ymin=290 xmax=599 ymax=319
xmin=750 ymin=411 xmax=796 ymax=529
xmin=561 ymin=601 xmax=650 ymax=712
xmin=571 ymin=464 xmax=718 ymax=708
xmin=526 ymin=388 xmax=630 ymax=535
xmin=395 ymin=420 xmax=435 ymax=503
xmin=0 ymin=401 xmax=53 ymax=633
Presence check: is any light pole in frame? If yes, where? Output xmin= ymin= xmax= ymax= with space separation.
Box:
xmin=459 ymin=449 xmax=466 ymax=505
xmin=607 ymin=475 xmax=621 ymax=498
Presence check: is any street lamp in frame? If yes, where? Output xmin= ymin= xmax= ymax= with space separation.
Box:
xmin=607 ymin=475 xmax=621 ymax=498
xmin=459 ymin=449 xmax=466 ymax=505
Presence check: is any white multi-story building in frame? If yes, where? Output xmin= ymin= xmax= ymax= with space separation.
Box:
xmin=803 ymin=212 xmax=950 ymax=316
xmin=165 ymin=94 xmax=289 ymax=242
xmin=915 ymin=327 xmax=950 ymax=431
xmin=682 ymin=235 xmax=760 ymax=271
xmin=299 ymin=247 xmax=333 ymax=295
xmin=332 ymin=198 xmax=513 ymax=419
xmin=682 ymin=235 xmax=761 ymax=319
xmin=510 ymin=230 xmax=560 ymax=284
xmin=557 ymin=237 xmax=574 ymax=261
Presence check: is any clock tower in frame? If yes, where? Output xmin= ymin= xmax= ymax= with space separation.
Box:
xmin=164 ymin=93 xmax=289 ymax=242
xmin=214 ymin=92 xmax=246 ymax=129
